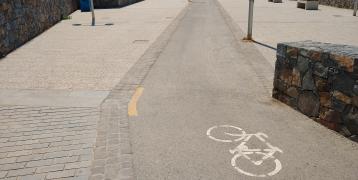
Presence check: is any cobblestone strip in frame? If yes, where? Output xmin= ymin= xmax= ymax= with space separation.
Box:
xmin=91 ymin=5 xmax=190 ymax=180
xmin=0 ymin=106 xmax=99 ymax=180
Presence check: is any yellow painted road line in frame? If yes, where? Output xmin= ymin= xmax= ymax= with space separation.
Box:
xmin=128 ymin=87 xmax=144 ymax=117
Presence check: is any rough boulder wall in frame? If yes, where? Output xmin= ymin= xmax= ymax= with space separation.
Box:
xmin=319 ymin=0 xmax=355 ymax=9
xmin=0 ymin=0 xmax=78 ymax=57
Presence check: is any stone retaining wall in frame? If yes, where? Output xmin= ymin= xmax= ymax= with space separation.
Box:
xmin=0 ymin=0 xmax=78 ymax=57
xmin=273 ymin=41 xmax=358 ymax=141
xmin=319 ymin=0 xmax=355 ymax=9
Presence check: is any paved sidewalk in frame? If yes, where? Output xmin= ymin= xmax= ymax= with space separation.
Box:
xmin=217 ymin=0 xmax=358 ymax=67
xmin=0 ymin=0 xmax=187 ymax=179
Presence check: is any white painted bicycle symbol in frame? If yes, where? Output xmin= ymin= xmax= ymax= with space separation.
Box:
xmin=207 ymin=125 xmax=283 ymax=178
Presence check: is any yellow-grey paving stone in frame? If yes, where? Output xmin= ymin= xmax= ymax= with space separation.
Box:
xmin=0 ymin=142 xmax=16 ymax=148
xmin=53 ymin=156 xmax=79 ymax=164
xmin=16 ymin=173 xmax=46 ymax=180
xmin=0 ymin=163 xmax=26 ymax=171
xmin=71 ymin=149 xmax=93 ymax=156
xmin=42 ymin=151 xmax=72 ymax=159
xmin=35 ymin=164 xmax=65 ymax=173
xmin=25 ymin=159 xmax=53 ymax=168
xmin=78 ymin=155 xmax=92 ymax=162
xmin=64 ymin=161 xmax=91 ymax=170
xmin=0 ymin=171 xmax=7 ymax=178
xmin=89 ymin=174 xmax=104 ymax=180
xmin=75 ymin=168 xmax=91 ymax=177
xmin=16 ymin=154 xmax=43 ymax=163
xmin=32 ymin=147 xmax=61 ymax=155
xmin=56 ymin=177 xmax=89 ymax=180
xmin=1 ymin=177 xmax=16 ymax=180
xmin=6 ymin=150 xmax=32 ymax=158
xmin=0 ymin=157 xmax=17 ymax=165
xmin=0 ymin=153 xmax=7 ymax=158
xmin=0 ymin=138 xmax=8 ymax=143
xmin=46 ymin=169 xmax=76 ymax=179
xmin=15 ymin=140 xmax=39 ymax=146
xmin=6 ymin=168 xmax=35 ymax=177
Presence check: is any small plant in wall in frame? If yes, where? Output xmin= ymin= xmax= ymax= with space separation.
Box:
xmin=62 ymin=15 xmax=72 ymax=20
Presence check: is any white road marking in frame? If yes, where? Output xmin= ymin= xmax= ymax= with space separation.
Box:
xmin=207 ymin=125 xmax=283 ymax=178
xmin=206 ymin=125 xmax=246 ymax=143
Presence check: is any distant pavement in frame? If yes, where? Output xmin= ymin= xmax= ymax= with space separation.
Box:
xmin=0 ymin=0 xmax=187 ymax=179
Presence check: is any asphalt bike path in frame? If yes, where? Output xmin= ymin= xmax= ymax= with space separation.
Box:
xmin=128 ymin=0 xmax=358 ymax=179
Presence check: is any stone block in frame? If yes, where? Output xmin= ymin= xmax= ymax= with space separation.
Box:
xmin=297 ymin=55 xmax=311 ymax=74
xmin=302 ymin=71 xmax=315 ymax=90
xmin=313 ymin=62 xmax=328 ymax=78
xmin=277 ymin=43 xmax=287 ymax=57
xmin=287 ymin=46 xmax=298 ymax=59
xmin=342 ymin=106 xmax=358 ymax=134
xmin=353 ymin=96 xmax=358 ymax=107
xmin=333 ymin=91 xmax=351 ymax=104
xmin=315 ymin=76 xmax=329 ymax=92
xmin=297 ymin=91 xmax=320 ymax=117
xmin=308 ymin=49 xmax=322 ymax=62
xmin=320 ymin=109 xmax=341 ymax=123
xmin=292 ymin=68 xmax=301 ymax=87
xmin=273 ymin=91 xmax=297 ymax=108
xmin=318 ymin=118 xmax=340 ymax=131
xmin=286 ymin=87 xmax=299 ymax=98
xmin=330 ymin=54 xmax=354 ymax=72
xmin=273 ymin=41 xmax=358 ymax=139
xmin=297 ymin=0 xmax=319 ymax=10
xmin=319 ymin=92 xmax=331 ymax=108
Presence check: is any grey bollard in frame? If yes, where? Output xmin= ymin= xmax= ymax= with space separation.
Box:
xmin=246 ymin=0 xmax=254 ymax=40
xmin=90 ymin=0 xmax=95 ymax=26
xmin=354 ymin=0 xmax=358 ymax=16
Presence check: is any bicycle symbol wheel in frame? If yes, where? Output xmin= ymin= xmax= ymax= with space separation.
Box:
xmin=231 ymin=152 xmax=282 ymax=177
xmin=207 ymin=125 xmax=246 ymax=143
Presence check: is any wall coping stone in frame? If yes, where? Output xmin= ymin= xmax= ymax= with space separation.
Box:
xmin=278 ymin=41 xmax=358 ymax=73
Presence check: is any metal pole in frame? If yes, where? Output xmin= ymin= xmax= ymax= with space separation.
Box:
xmin=246 ymin=0 xmax=254 ymax=40
xmin=354 ymin=0 xmax=358 ymax=16
xmin=90 ymin=0 xmax=95 ymax=26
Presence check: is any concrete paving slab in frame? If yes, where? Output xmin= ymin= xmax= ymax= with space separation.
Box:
xmin=0 ymin=89 xmax=109 ymax=107
xmin=217 ymin=0 xmax=358 ymax=67
xmin=0 ymin=0 xmax=187 ymax=91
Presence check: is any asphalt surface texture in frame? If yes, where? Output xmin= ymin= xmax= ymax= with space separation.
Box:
xmin=129 ymin=0 xmax=358 ymax=179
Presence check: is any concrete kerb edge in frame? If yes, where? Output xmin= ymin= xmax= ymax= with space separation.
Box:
xmin=92 ymin=4 xmax=190 ymax=180
xmin=214 ymin=0 xmax=275 ymax=95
